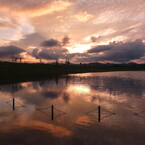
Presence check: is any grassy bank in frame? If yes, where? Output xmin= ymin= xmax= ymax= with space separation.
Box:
xmin=0 ymin=62 xmax=145 ymax=80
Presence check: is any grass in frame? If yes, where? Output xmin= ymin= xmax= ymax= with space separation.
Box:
xmin=0 ymin=61 xmax=145 ymax=84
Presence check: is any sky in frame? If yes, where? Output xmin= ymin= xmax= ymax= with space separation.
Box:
xmin=0 ymin=0 xmax=145 ymax=63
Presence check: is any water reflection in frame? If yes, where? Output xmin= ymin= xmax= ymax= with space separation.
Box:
xmin=0 ymin=71 xmax=145 ymax=144
xmin=86 ymin=106 xmax=116 ymax=122
xmin=67 ymin=84 xmax=91 ymax=94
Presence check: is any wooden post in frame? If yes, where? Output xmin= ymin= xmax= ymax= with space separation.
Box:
xmin=51 ymin=105 xmax=54 ymax=120
xmin=13 ymin=98 xmax=15 ymax=111
xmin=98 ymin=106 xmax=101 ymax=122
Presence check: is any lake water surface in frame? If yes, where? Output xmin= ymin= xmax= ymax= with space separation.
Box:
xmin=0 ymin=71 xmax=145 ymax=145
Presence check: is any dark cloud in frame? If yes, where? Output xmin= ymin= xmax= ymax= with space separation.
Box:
xmin=40 ymin=36 xmax=70 ymax=48
xmin=0 ymin=45 xmax=25 ymax=58
xmin=38 ymin=49 xmax=63 ymax=60
xmin=31 ymin=46 xmax=88 ymax=62
xmin=32 ymin=47 xmax=67 ymax=60
xmin=41 ymin=91 xmax=59 ymax=99
xmin=32 ymin=37 xmax=71 ymax=60
xmin=32 ymin=39 xmax=145 ymax=63
xmin=67 ymin=52 xmax=89 ymax=60
xmin=31 ymin=48 xmax=40 ymax=59
xmin=79 ymin=40 xmax=145 ymax=63
xmin=40 ymin=39 xmax=61 ymax=47
xmin=90 ymin=36 xmax=101 ymax=42
xmin=88 ymin=44 xmax=113 ymax=53
xmin=62 ymin=36 xmax=70 ymax=46
xmin=63 ymin=93 xmax=70 ymax=103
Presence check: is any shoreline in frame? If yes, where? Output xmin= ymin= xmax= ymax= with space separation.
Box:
xmin=0 ymin=62 xmax=145 ymax=84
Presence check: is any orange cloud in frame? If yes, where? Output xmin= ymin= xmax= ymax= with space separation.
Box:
xmin=0 ymin=0 xmax=72 ymax=17
xmin=75 ymin=11 xmax=93 ymax=22
xmin=75 ymin=116 xmax=93 ymax=126
xmin=15 ymin=1 xmax=72 ymax=17
xmin=20 ymin=52 xmax=39 ymax=63
xmin=1 ymin=120 xmax=73 ymax=137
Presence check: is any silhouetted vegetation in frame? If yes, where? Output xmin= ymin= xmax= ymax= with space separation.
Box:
xmin=0 ymin=62 xmax=145 ymax=82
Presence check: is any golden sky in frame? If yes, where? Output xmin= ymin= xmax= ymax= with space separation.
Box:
xmin=0 ymin=0 xmax=145 ymax=63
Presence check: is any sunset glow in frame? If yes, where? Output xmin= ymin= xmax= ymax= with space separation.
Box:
xmin=67 ymin=84 xmax=91 ymax=94
xmin=67 ymin=44 xmax=92 ymax=53
xmin=0 ymin=0 xmax=144 ymax=63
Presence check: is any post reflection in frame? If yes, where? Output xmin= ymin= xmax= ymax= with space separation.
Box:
xmin=0 ymin=72 xmax=145 ymax=144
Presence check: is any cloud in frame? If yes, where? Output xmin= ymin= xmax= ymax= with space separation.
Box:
xmin=1 ymin=0 xmax=145 ymax=64
xmin=31 ymin=47 xmax=67 ymax=60
xmin=0 ymin=16 xmax=18 ymax=29
xmin=0 ymin=45 xmax=25 ymax=58
xmin=74 ymin=11 xmax=93 ymax=22
xmin=90 ymin=36 xmax=101 ymax=42
xmin=67 ymin=52 xmax=88 ymax=59
xmin=0 ymin=0 xmax=72 ymax=45
xmin=35 ymin=37 xmax=70 ymax=61
xmin=90 ymin=75 xmax=145 ymax=98
xmin=40 ymin=39 xmax=61 ymax=47
xmin=21 ymin=1 xmax=72 ymax=17
xmin=41 ymin=91 xmax=59 ymax=99
xmin=10 ymin=32 xmax=46 ymax=49
xmin=40 ymin=36 xmax=70 ymax=48
xmin=79 ymin=40 xmax=145 ymax=63
xmin=62 ymin=36 xmax=70 ymax=46
xmin=0 ymin=0 xmax=72 ymax=17
xmin=133 ymin=55 xmax=145 ymax=63
xmin=0 ymin=15 xmax=35 ymax=45
xmin=88 ymin=44 xmax=113 ymax=53
xmin=17 ymin=1 xmax=72 ymax=17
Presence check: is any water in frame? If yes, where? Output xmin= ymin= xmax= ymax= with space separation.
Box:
xmin=0 ymin=71 xmax=145 ymax=145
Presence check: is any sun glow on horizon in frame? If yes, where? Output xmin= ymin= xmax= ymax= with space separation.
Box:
xmin=67 ymin=44 xmax=92 ymax=53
